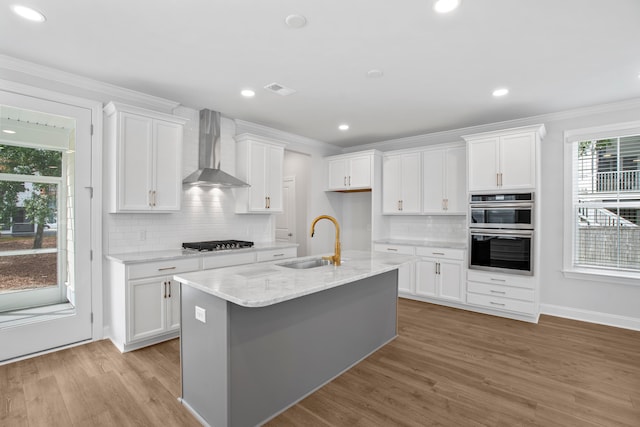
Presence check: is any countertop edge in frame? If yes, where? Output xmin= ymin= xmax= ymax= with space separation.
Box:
xmin=105 ymin=242 xmax=300 ymax=264
xmin=174 ymin=251 xmax=417 ymax=308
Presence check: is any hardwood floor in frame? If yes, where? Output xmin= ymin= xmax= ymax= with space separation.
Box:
xmin=2 ymin=299 xmax=639 ymax=426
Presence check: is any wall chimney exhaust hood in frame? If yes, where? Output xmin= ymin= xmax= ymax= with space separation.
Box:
xmin=183 ymin=109 xmax=250 ymax=188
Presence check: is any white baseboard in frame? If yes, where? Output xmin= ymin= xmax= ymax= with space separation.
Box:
xmin=540 ymin=304 xmax=640 ymax=331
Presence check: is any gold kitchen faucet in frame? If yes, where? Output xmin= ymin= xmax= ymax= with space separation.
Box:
xmin=310 ymin=215 xmax=341 ymax=266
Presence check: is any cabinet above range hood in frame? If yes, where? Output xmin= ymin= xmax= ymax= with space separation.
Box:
xmin=183 ymin=109 xmax=250 ymax=188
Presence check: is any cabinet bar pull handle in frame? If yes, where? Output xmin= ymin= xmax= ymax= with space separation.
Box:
xmin=386 ymin=248 xmax=398 ymax=252
xmin=445 ymin=198 xmax=448 ymax=210
xmin=273 ymin=253 xmax=285 ymax=257
xmin=490 ymin=278 xmax=506 ymax=282
xmin=432 ymin=252 xmax=445 ymax=256
xmin=167 ymin=281 xmax=172 ymax=298
xmin=158 ymin=266 xmax=176 ymax=271
xmin=348 ymin=176 xmax=351 ymax=186
xmin=497 ymin=173 xmax=500 ymax=187
xmin=153 ymin=190 xmax=157 ymax=206
xmin=163 ymin=281 xmax=167 ymax=299
xmin=149 ymin=190 xmax=153 ymax=207
xmin=490 ymin=290 xmax=506 ymax=294
xmin=267 ymin=196 xmax=271 ymax=209
xmin=490 ymin=301 xmax=506 ymax=306
xmin=344 ymin=176 xmax=347 ymax=186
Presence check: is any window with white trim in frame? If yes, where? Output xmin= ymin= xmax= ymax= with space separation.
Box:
xmin=566 ymin=124 xmax=640 ymax=274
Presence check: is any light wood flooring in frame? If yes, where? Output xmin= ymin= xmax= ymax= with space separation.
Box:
xmin=2 ymin=299 xmax=639 ymax=426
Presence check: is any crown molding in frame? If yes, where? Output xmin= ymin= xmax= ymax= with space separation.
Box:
xmin=0 ymin=54 xmax=180 ymax=112
xmin=344 ymin=97 xmax=640 ymax=153
xmin=235 ymin=119 xmax=341 ymax=152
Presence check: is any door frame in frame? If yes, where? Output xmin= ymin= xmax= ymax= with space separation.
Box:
xmin=0 ymin=79 xmax=103 ymax=349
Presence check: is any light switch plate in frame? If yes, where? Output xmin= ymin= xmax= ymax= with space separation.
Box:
xmin=195 ymin=306 xmax=206 ymax=323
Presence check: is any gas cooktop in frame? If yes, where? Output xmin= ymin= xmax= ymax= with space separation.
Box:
xmin=182 ymin=240 xmax=254 ymax=252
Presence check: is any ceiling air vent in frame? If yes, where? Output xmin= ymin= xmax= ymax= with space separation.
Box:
xmin=263 ymin=82 xmax=297 ymax=96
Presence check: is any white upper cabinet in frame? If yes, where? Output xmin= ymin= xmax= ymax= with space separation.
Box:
xmin=104 ymin=102 xmax=186 ymax=213
xmin=382 ymin=152 xmax=421 ymax=214
xmin=235 ymin=133 xmax=286 ymax=213
xmin=422 ymin=145 xmax=466 ymax=214
xmin=326 ymin=152 xmax=374 ymax=191
xmin=464 ymin=125 xmax=545 ymax=192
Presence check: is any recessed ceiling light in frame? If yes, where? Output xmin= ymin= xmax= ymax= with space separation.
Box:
xmin=434 ymin=0 xmax=461 ymax=14
xmin=241 ymin=89 xmax=255 ymax=98
xmin=338 ymin=124 xmax=350 ymax=131
xmin=285 ymin=14 xmax=307 ymax=29
xmin=2 ymin=129 xmax=17 ymax=134
xmin=367 ymin=69 xmax=384 ymax=78
xmin=492 ymin=88 xmax=509 ymax=97
xmin=11 ymin=5 xmax=46 ymax=22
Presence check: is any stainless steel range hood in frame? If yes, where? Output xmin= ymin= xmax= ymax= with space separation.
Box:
xmin=182 ymin=109 xmax=250 ymax=187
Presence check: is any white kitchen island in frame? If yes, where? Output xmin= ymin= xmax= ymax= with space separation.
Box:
xmin=174 ymin=250 xmax=415 ymax=427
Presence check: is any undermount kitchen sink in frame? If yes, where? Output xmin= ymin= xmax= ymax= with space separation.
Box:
xmin=277 ymin=258 xmax=333 ymax=269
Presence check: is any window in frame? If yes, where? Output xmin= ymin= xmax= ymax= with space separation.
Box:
xmin=565 ymin=122 xmax=640 ymax=280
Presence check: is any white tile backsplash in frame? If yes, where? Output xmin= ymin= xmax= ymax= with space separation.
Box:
xmin=105 ymin=187 xmax=272 ymax=254
xmin=387 ymin=215 xmax=467 ymax=243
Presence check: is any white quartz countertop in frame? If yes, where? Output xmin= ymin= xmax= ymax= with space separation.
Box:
xmin=106 ymin=242 xmax=298 ymax=264
xmin=174 ymin=250 xmax=416 ymax=308
xmin=374 ymin=239 xmax=467 ymax=249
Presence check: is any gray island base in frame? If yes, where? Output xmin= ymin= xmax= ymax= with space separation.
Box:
xmin=180 ymin=269 xmax=398 ymax=427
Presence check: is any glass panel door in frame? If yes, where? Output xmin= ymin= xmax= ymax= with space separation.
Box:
xmin=0 ymin=90 xmax=93 ymax=362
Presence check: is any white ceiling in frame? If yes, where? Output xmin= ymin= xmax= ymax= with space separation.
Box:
xmin=1 ymin=0 xmax=639 ymax=148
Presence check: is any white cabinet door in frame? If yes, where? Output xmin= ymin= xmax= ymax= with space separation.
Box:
xmin=415 ymin=259 xmax=438 ymax=297
xmin=468 ymin=137 xmax=500 ymax=192
xmin=166 ymin=280 xmax=181 ymax=332
xmin=422 ymin=149 xmax=446 ymax=212
xmin=348 ymin=156 xmax=371 ymax=189
xmin=400 ymin=153 xmax=421 ymax=213
xmin=383 ymin=153 xmax=420 ymax=214
xmin=444 ymin=146 xmax=466 ymax=213
xmin=328 ymin=158 xmax=348 ymax=190
xmin=382 ymin=156 xmax=401 ymax=213
xmin=153 ymin=120 xmax=183 ymax=211
xmin=248 ymin=142 xmax=268 ymax=211
xmin=499 ymin=132 xmax=536 ymax=190
xmin=397 ymin=263 xmax=414 ymax=294
xmin=439 ymin=260 xmax=463 ymax=302
xmin=236 ymin=134 xmax=287 ymax=213
xmin=119 ymin=112 xmax=154 ymax=211
xmin=266 ymin=145 xmax=284 ymax=211
xmin=129 ymin=278 xmax=165 ymax=342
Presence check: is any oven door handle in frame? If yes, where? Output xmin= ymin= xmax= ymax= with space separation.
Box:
xmin=470 ymin=228 xmax=534 ymax=237
xmin=470 ymin=203 xmax=534 ymax=209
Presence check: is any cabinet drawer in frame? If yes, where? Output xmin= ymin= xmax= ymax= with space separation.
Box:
xmin=467 ymin=292 xmax=536 ymax=315
xmin=128 ymin=257 xmax=201 ymax=280
xmin=467 ymin=270 xmax=534 ymax=289
xmin=415 ymin=247 xmax=464 ymax=260
xmin=467 ymin=281 xmax=534 ymax=302
xmin=374 ymin=244 xmax=415 ymax=255
xmin=256 ymin=247 xmax=297 ymax=262
xmin=202 ymin=252 xmax=256 ymax=270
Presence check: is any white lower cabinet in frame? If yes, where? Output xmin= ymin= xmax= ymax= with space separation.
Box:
xmin=373 ymin=244 xmax=415 ymax=294
xmin=128 ymin=276 xmax=181 ymax=342
xmin=466 ymin=270 xmax=536 ymax=315
xmin=414 ymin=247 xmax=465 ymax=303
xmin=108 ymin=247 xmax=297 ymax=352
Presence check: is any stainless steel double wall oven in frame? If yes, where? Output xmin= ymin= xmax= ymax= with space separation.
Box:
xmin=469 ymin=193 xmax=534 ymax=275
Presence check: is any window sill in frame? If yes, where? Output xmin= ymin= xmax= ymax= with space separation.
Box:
xmin=562 ymin=267 xmax=640 ymax=286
